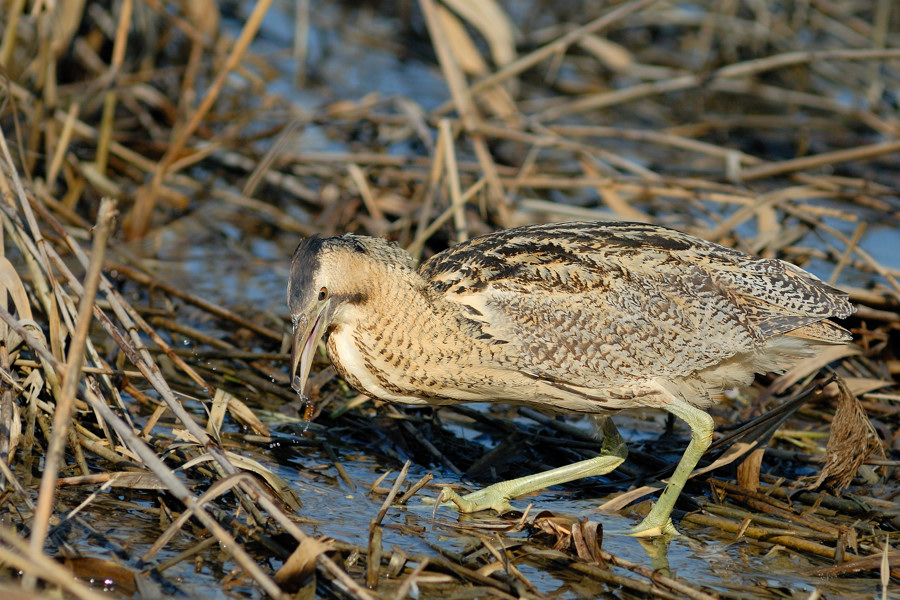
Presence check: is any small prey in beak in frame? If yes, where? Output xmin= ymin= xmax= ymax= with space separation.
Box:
xmin=290 ymin=295 xmax=331 ymax=420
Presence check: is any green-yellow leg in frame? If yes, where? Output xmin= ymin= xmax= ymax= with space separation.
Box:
xmin=439 ymin=417 xmax=628 ymax=513
xmin=628 ymin=397 xmax=714 ymax=538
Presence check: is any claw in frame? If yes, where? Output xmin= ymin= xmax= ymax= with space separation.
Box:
xmin=423 ymin=485 xmax=515 ymax=514
xmin=628 ymin=513 xmax=680 ymax=538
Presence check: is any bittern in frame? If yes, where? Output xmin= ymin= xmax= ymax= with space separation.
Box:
xmin=287 ymin=221 xmax=853 ymax=536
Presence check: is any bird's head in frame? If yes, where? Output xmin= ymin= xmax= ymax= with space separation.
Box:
xmin=286 ymin=233 xmax=414 ymax=396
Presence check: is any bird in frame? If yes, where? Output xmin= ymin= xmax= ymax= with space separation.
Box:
xmin=287 ymin=221 xmax=854 ymax=536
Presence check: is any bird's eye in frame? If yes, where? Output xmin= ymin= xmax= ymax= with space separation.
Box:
xmin=318 ymin=287 xmax=328 ymax=301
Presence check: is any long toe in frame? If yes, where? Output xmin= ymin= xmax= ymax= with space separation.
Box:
xmin=437 ymin=485 xmax=515 ymax=514
xmin=628 ymin=515 xmax=680 ymax=538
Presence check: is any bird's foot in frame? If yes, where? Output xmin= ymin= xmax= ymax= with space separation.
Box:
xmin=628 ymin=514 xmax=680 ymax=538
xmin=433 ymin=485 xmax=515 ymax=514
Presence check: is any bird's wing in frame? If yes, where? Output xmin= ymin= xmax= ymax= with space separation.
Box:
xmin=419 ymin=221 xmax=851 ymax=389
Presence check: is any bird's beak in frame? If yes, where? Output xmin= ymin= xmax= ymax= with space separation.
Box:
xmin=290 ymin=298 xmax=331 ymax=396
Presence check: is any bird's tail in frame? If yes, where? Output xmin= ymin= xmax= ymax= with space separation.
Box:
xmin=784 ymin=319 xmax=852 ymax=344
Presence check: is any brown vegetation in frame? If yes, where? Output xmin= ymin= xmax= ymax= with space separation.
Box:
xmin=0 ymin=1 xmax=898 ymax=598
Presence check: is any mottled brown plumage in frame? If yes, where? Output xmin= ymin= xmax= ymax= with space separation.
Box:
xmin=288 ymin=221 xmax=853 ymax=536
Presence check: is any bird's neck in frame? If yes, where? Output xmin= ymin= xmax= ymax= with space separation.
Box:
xmin=324 ymin=260 xmax=477 ymax=403
xmin=367 ymin=259 xmax=432 ymax=317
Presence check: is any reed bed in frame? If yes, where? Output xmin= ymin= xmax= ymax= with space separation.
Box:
xmin=0 ymin=1 xmax=898 ymax=598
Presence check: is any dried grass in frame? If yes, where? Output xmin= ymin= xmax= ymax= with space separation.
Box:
xmin=0 ymin=0 xmax=899 ymax=598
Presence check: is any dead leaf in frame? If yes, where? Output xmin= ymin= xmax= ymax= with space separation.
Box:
xmin=441 ymin=0 xmax=516 ymax=69
xmin=531 ymin=513 xmax=573 ymax=551
xmin=65 ymin=556 xmax=136 ymax=596
xmin=0 ymin=257 xmax=34 ymax=351
xmin=181 ymin=451 xmax=301 ymax=510
xmin=435 ymin=4 xmax=516 ymax=119
xmin=571 ymin=518 xmax=603 ymax=563
xmin=273 ymin=537 xmax=332 ymax=592
xmin=172 ymin=428 xmax=201 ymax=443
xmin=736 ymin=447 xmax=765 ymax=492
xmin=0 ymin=391 xmax=20 ymax=467
xmin=224 ymin=451 xmax=302 ymax=511
xmin=803 ymin=377 xmax=878 ymax=491
xmin=180 ymin=0 xmax=220 ymax=39
xmin=225 ymin=393 xmax=270 ymax=436
xmin=207 ymin=388 xmax=230 ymax=435
xmin=581 ymin=159 xmax=649 ymax=221
xmin=841 ymin=377 xmax=894 ymax=396
xmin=767 ymin=345 xmax=860 ymax=396
xmin=51 ymin=0 xmax=87 ymax=57
xmin=577 ymin=35 xmax=633 ymax=72
xmin=57 ymin=472 xmax=175 ymax=490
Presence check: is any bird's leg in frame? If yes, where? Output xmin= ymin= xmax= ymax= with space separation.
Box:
xmin=629 ymin=396 xmax=714 ymax=538
xmin=439 ymin=416 xmax=628 ymax=514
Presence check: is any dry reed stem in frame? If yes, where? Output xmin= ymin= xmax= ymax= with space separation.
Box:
xmin=740 ymin=139 xmax=900 ymax=181
xmin=409 ymin=124 xmax=448 ymax=261
xmin=45 ymin=102 xmax=79 ymax=185
xmin=408 ymin=177 xmax=487 ymax=260
xmin=24 ymin=196 xmax=207 ymax=420
xmin=293 ymin=0 xmax=310 ymax=86
xmin=0 ymin=304 xmax=268 ymax=590
xmin=0 ymin=238 xmax=287 ymax=596
xmin=127 ymin=0 xmax=273 ymax=238
xmin=81 ymin=392 xmax=287 ymax=598
xmin=683 ymin=512 xmax=842 ymax=560
xmin=438 ymin=119 xmax=468 ymax=242
xmin=536 ymin=47 xmax=900 ymax=122
xmin=2 ymin=138 xmax=368 ymax=600
xmin=1 ymin=1 xmax=898 ymax=597
xmin=0 ymin=528 xmax=110 ymax=600
xmin=348 ymin=163 xmax=387 ymax=230
xmin=549 ymin=124 xmax=764 ymax=165
xmin=830 ymin=221 xmax=867 ymax=286
xmin=108 ymin=263 xmax=282 ymax=341
xmin=29 ymin=198 xmax=117 ymax=555
xmin=419 ymin=0 xmax=508 ymax=219
xmin=0 ymin=0 xmax=26 ymax=69
xmin=431 ymin=0 xmax=659 ymax=117
xmin=94 ymin=0 xmax=132 ymax=176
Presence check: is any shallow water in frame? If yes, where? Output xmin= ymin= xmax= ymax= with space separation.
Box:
xmin=91 ymin=1 xmax=900 ymax=597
